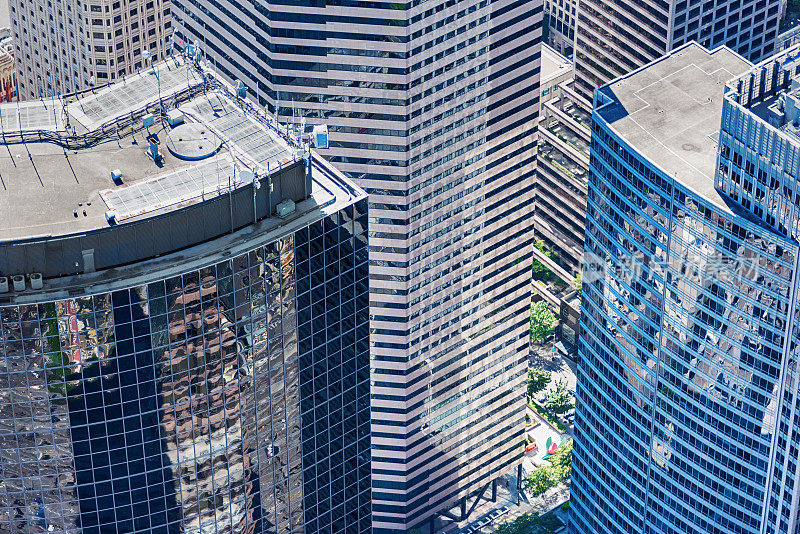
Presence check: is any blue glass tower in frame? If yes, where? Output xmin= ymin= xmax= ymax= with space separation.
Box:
xmin=0 ymin=59 xmax=371 ymax=533
xmin=572 ymin=43 xmax=800 ymax=534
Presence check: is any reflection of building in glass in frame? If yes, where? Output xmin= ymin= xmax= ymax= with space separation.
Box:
xmin=0 ymin=55 xmax=370 ymax=533
xmin=168 ymin=3 xmax=541 ymax=530
xmin=572 ymin=43 xmax=800 ymax=534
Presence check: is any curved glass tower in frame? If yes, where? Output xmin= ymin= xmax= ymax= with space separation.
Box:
xmin=572 ymin=43 xmax=800 ymax=534
xmin=0 ymin=58 xmax=371 ymax=533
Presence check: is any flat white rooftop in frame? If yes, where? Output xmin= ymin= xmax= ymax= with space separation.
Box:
xmin=0 ymin=59 xmax=302 ymax=240
xmin=596 ymin=43 xmax=751 ymax=210
xmin=541 ymin=43 xmax=573 ymax=85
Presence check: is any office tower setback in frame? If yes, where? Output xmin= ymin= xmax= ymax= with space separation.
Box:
xmin=536 ymin=59 xmax=590 ymax=278
xmin=572 ymin=42 xmax=800 ymax=534
xmin=0 ymin=57 xmax=371 ymax=533
xmin=573 ymin=0 xmax=782 ymax=98
xmin=171 ymin=1 xmax=542 ymax=530
xmin=9 ymin=0 xmax=172 ymax=100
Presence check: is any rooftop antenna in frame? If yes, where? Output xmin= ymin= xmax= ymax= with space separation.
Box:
xmin=252 ymin=167 xmax=260 ymax=224
xmin=266 ymin=160 xmax=272 ymax=214
xmin=0 ymin=98 xmax=11 ymax=168
xmin=47 ymin=68 xmax=57 ymax=126
xmin=229 ymin=160 xmax=235 ymax=233
xmin=37 ymin=76 xmax=46 ymax=109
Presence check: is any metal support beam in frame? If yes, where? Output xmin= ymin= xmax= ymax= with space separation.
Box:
xmin=465 ymin=480 xmax=492 ymax=521
xmin=433 ymin=477 xmax=503 ymax=530
xmin=439 ymin=510 xmax=459 ymax=522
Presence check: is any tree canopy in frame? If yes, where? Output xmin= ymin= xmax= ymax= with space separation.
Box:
xmin=530 ymin=301 xmax=556 ymax=343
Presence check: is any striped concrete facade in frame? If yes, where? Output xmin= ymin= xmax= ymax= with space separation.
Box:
xmin=573 ymin=0 xmax=781 ymax=99
xmin=170 ymin=0 xmax=542 ymax=531
xmin=10 ymin=0 xmax=172 ymax=100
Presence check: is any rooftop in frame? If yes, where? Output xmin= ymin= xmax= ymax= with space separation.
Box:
xmin=0 ymin=57 xmax=299 ymax=241
xmin=735 ymin=45 xmax=800 ymax=144
xmin=0 ymin=54 xmax=367 ymax=289
xmin=541 ymin=44 xmax=573 ymax=85
xmin=596 ymin=43 xmax=751 ymax=209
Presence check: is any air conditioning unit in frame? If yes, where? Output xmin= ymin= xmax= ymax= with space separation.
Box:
xmin=12 ymin=275 xmax=24 ymax=292
xmin=276 ymin=199 xmax=296 ymax=218
xmin=30 ymin=273 xmax=42 ymax=290
xmin=166 ymin=109 xmax=184 ymax=127
xmin=0 ymin=277 xmax=8 ymax=293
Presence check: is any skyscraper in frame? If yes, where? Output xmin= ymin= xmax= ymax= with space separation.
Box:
xmin=543 ymin=0 xmax=577 ymax=55
xmin=572 ymin=42 xmax=800 ymax=534
xmin=573 ymin=0 xmax=782 ymax=99
xmin=0 ymin=56 xmax=371 ymax=533
xmin=9 ymin=0 xmax=173 ymax=100
xmin=170 ymin=2 xmax=542 ymax=530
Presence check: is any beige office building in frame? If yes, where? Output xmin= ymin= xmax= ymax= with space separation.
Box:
xmin=574 ymin=0 xmax=782 ymax=99
xmin=170 ymin=0 xmax=543 ymax=531
xmin=9 ymin=0 xmax=172 ymax=100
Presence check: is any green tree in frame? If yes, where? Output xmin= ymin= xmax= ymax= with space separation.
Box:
xmin=527 ymin=367 xmax=551 ymax=397
xmin=523 ymin=465 xmax=557 ymax=496
xmin=544 ymin=380 xmax=572 ymax=414
xmin=530 ymin=301 xmax=556 ymax=343
xmin=532 ymin=240 xmax=554 ymax=281
xmin=495 ymin=511 xmax=541 ymax=534
xmin=522 ymin=441 xmax=573 ymax=498
xmin=572 ymin=272 xmax=582 ymax=296
xmin=550 ymin=441 xmax=573 ymax=480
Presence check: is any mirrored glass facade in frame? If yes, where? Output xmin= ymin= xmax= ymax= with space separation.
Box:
xmin=169 ymin=2 xmax=541 ymax=529
xmin=572 ymin=45 xmax=800 ymax=534
xmin=0 ymin=200 xmax=371 ymax=534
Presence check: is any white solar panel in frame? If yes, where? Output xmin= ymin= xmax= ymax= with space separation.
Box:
xmin=68 ymin=59 xmax=203 ymax=130
xmin=99 ymin=157 xmax=249 ymax=220
xmin=0 ymin=100 xmax=65 ymax=133
xmin=181 ymin=95 xmax=295 ymax=168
